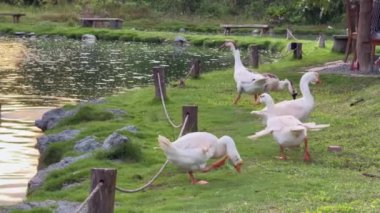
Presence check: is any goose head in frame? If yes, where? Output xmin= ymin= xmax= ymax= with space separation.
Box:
xmin=219 ymin=41 xmax=237 ymax=51
xmin=302 ymin=71 xmax=321 ymax=85
xmin=219 ymin=136 xmax=243 ymax=173
xmin=256 ymin=93 xmax=275 ymax=106
xmin=286 ymin=79 xmax=298 ymax=100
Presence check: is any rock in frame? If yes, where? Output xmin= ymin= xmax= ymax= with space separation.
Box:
xmin=35 ymin=108 xmax=77 ymax=131
xmin=27 ymin=154 xmax=90 ymax=193
xmin=3 ymin=200 xmax=56 ymax=212
xmin=118 ymin=125 xmax=138 ymax=133
xmin=328 ymin=145 xmax=343 ymax=153
xmin=102 ymin=132 xmax=129 ymax=150
xmin=79 ymin=98 xmax=107 ymax=105
xmin=107 ymin=109 xmax=127 ymax=117
xmin=2 ymin=200 xmax=84 ymax=213
xmin=55 ymin=200 xmax=85 ymax=213
xmin=74 ymin=136 xmax=101 ymax=152
xmin=36 ymin=130 xmax=81 ymax=153
xmin=81 ymin=34 xmax=96 ymax=45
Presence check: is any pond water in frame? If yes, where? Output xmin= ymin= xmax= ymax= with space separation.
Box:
xmin=0 ymin=36 xmax=243 ymax=206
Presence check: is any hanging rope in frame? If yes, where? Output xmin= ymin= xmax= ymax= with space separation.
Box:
xmin=75 ymin=181 xmax=103 ymax=213
xmin=115 ymin=114 xmax=189 ymax=193
xmin=286 ymin=28 xmax=298 ymax=40
xmin=157 ymin=72 xmax=182 ymax=128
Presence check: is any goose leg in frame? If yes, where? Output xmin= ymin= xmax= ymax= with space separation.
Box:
xmin=253 ymin=94 xmax=259 ymax=105
xmin=202 ymin=155 xmax=229 ymax=172
xmin=303 ymin=137 xmax=311 ymax=161
xmin=188 ymin=171 xmax=208 ymax=185
xmin=277 ymin=145 xmax=287 ymax=160
xmin=233 ymin=93 xmax=241 ymax=105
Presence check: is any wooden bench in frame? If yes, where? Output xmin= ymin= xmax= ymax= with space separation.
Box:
xmin=80 ymin=18 xmax=124 ymax=29
xmin=0 ymin=13 xmax=25 ymax=23
xmin=220 ymin=24 xmax=273 ymax=36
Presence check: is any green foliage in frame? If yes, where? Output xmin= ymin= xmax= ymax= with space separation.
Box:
xmin=95 ymin=141 xmax=142 ymax=162
xmin=1 ymin=0 xmax=345 ymax=25
xmin=43 ymin=166 xmax=88 ymax=191
xmin=59 ymin=105 xmax=114 ymax=126
xmin=39 ymin=144 xmax=64 ymax=168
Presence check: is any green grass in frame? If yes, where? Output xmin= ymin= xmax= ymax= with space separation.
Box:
xmin=0 ymin=3 xmax=346 ymax=42
xmin=13 ymin=38 xmax=379 ymax=212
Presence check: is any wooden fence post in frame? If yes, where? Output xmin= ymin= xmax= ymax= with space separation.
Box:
xmin=182 ymin=106 xmax=198 ymax=135
xmin=250 ymin=45 xmax=260 ymax=68
xmin=191 ymin=58 xmax=201 ymax=78
xmin=153 ymin=67 xmax=166 ymax=100
xmin=318 ymin=34 xmax=326 ymax=48
xmin=88 ymin=168 xmax=117 ymax=213
xmin=291 ymin=42 xmax=302 ymax=59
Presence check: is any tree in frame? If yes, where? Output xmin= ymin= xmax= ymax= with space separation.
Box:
xmin=357 ymin=0 xmax=373 ymax=72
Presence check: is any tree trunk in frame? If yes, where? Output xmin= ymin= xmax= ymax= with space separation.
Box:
xmin=357 ymin=0 xmax=373 ymax=72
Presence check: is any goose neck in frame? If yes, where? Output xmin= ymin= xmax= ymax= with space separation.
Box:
xmin=220 ymin=136 xmax=239 ymax=157
xmin=233 ymin=49 xmax=244 ymax=69
xmin=278 ymin=80 xmax=288 ymax=90
xmin=300 ymin=78 xmax=313 ymax=101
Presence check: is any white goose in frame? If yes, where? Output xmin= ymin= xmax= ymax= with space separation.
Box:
xmin=220 ymin=41 xmax=297 ymax=104
xmin=263 ymin=73 xmax=298 ymax=100
xmin=158 ymin=132 xmax=243 ymax=185
xmin=249 ymin=93 xmax=329 ymax=161
xmin=220 ymin=41 xmax=267 ymax=104
xmin=253 ymin=71 xmax=321 ymax=122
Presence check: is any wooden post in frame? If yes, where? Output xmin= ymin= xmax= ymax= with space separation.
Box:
xmin=88 ymin=168 xmax=117 ymax=213
xmin=250 ymin=45 xmax=260 ymax=68
xmin=318 ymin=34 xmax=326 ymax=48
xmin=286 ymin=28 xmax=293 ymax=40
xmin=291 ymin=42 xmax=302 ymax=59
xmin=153 ymin=67 xmax=166 ymax=100
xmin=182 ymin=106 xmax=198 ymax=135
xmin=190 ymin=58 xmax=201 ymax=78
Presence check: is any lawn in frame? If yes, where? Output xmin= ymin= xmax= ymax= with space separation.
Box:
xmin=5 ymin=36 xmax=378 ymax=213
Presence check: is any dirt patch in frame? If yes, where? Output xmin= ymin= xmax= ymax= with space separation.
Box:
xmin=307 ymin=60 xmax=380 ymax=77
xmin=0 ymin=41 xmax=27 ymax=70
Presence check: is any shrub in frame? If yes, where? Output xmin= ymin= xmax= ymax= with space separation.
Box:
xmin=60 ymin=105 xmax=114 ymax=125
xmin=95 ymin=141 xmax=142 ymax=162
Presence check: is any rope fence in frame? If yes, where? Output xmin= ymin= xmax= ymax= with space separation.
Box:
xmin=77 ymin=66 xmax=198 ymax=212
xmin=157 ymin=72 xmax=183 ymax=128
xmin=75 ymin=181 xmax=103 ymax=213
xmin=115 ymin=114 xmax=189 ymax=193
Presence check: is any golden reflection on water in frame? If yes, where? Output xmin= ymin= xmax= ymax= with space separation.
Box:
xmin=0 ymin=107 xmax=52 ymax=206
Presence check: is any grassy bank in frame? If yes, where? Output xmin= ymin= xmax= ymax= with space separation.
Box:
xmin=0 ymin=3 xmax=346 ymax=37
xmin=7 ymin=37 xmax=379 ymax=213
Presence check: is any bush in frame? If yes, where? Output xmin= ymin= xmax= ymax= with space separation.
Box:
xmin=39 ymin=144 xmax=64 ymax=169
xmin=95 ymin=142 xmax=142 ymax=162
xmin=60 ymin=105 xmax=114 ymax=125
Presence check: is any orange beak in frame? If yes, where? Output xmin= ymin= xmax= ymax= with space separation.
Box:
xmin=316 ymin=78 xmax=321 ymax=84
xmin=234 ymin=162 xmax=243 ymax=173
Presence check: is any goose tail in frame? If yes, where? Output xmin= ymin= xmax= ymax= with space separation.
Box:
xmin=158 ymin=135 xmax=174 ymax=152
xmin=303 ymin=123 xmax=330 ymax=131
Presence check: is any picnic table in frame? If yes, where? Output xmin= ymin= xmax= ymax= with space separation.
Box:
xmin=79 ymin=18 xmax=124 ymax=29
xmin=220 ymin=24 xmax=273 ymax=36
xmin=0 ymin=13 xmax=25 ymax=23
